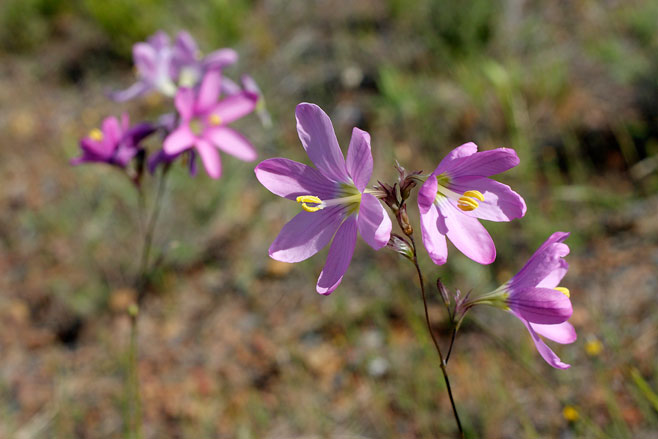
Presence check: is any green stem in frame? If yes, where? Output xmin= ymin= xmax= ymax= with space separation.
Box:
xmin=127 ymin=305 xmax=142 ymax=439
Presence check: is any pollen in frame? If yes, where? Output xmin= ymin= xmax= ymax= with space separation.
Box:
xmin=555 ymin=287 xmax=570 ymax=298
xmin=457 ymin=190 xmax=484 ymax=212
xmin=209 ymin=114 xmax=222 ymax=126
xmin=89 ymin=128 xmax=103 ymax=141
xmin=296 ymin=195 xmax=323 ymax=213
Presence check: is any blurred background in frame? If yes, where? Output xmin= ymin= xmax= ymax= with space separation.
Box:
xmin=1 ymin=0 xmax=657 ymax=438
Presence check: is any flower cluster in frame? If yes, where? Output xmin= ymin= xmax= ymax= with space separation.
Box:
xmin=256 ymin=103 xmax=575 ymax=369
xmin=72 ymin=30 xmax=266 ymax=180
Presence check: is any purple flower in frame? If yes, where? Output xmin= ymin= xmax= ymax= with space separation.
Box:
xmin=111 ymin=30 xmax=238 ymax=102
xmin=162 ymin=71 xmax=259 ymax=179
xmin=468 ymin=232 xmax=576 ymax=369
xmin=222 ymin=75 xmax=272 ymax=128
xmin=71 ymin=114 xmax=154 ymax=168
xmin=417 ymin=142 xmax=526 ymax=265
xmin=255 ymin=103 xmax=392 ymax=295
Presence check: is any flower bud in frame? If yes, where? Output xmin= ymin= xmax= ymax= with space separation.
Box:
xmin=386 ymin=234 xmax=414 ymax=260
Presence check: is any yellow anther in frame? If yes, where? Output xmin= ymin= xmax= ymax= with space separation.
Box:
xmin=463 ymin=190 xmax=484 ymax=201
xmin=555 ymin=287 xmax=570 ymax=298
xmin=457 ymin=196 xmax=479 ymax=211
xmin=296 ymin=195 xmax=324 ymax=213
xmin=457 ymin=190 xmax=484 ymax=211
xmin=89 ymin=128 xmax=103 ymax=141
xmin=209 ymin=114 xmax=222 ymax=126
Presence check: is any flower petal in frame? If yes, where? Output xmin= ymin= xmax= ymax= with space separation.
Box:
xmin=519 ymin=316 xmax=571 ymax=369
xmin=210 ymin=92 xmax=258 ymax=125
xmin=109 ymin=81 xmax=151 ymax=102
xmin=254 ymin=158 xmax=337 ymax=201
xmin=133 ymin=42 xmax=157 ymax=79
xmin=202 ymin=48 xmax=239 ymax=70
xmin=511 ymin=233 xmax=570 ymax=290
xmin=449 ymin=176 xmax=526 ymax=222
xmin=317 ymin=216 xmax=358 ymax=295
xmin=529 ymin=321 xmax=577 ymax=344
xmin=163 ymin=125 xmax=196 ymax=155
xmin=419 ymin=203 xmax=448 ymax=265
xmin=205 ymin=127 xmax=256 ymax=161
xmin=174 ymin=31 xmax=198 ymax=63
xmin=295 ymin=103 xmax=349 ymax=182
xmin=102 ymin=116 xmax=122 ymax=146
xmin=418 ymin=174 xmax=438 ymax=213
xmin=507 ymin=287 xmax=572 ymax=324
xmin=357 ymin=193 xmax=391 ymax=250
xmin=175 ymin=87 xmax=196 ymax=121
xmin=269 ymin=206 xmax=344 ymax=263
xmin=195 ymin=138 xmax=222 ymax=179
xmin=442 ymin=201 xmax=496 ymax=264
xmin=345 ymin=128 xmax=373 ymax=192
xmin=196 ymin=71 xmax=222 ymax=114
xmin=220 ymin=77 xmax=242 ymax=96
xmin=433 ymin=142 xmax=478 ymax=175
xmin=446 ymin=147 xmax=520 ymax=178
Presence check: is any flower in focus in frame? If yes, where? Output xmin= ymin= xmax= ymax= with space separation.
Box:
xmin=255 ymin=103 xmax=392 ymax=295
xmin=71 ymin=113 xmax=154 ymax=168
xmin=111 ymin=30 xmax=238 ymax=102
xmin=417 ymin=142 xmax=526 ymax=265
xmin=467 ymin=232 xmax=576 ymax=369
xmin=162 ymin=71 xmax=259 ymax=179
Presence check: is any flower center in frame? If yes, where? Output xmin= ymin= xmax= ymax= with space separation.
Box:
xmin=295 ymin=185 xmax=363 ymax=214
xmin=208 ymin=114 xmax=222 ymax=126
xmin=435 ymin=174 xmax=485 ymax=212
xmin=89 ymin=128 xmax=103 ymax=141
xmin=296 ymin=195 xmax=323 ymax=212
xmin=189 ymin=118 xmax=204 ymax=136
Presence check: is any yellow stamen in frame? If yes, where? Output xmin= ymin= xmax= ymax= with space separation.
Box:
xmin=555 ymin=287 xmax=570 ymax=298
xmin=585 ymin=339 xmax=603 ymax=356
xmin=296 ymin=195 xmax=323 ymax=213
xmin=209 ymin=114 xmax=222 ymax=126
xmin=89 ymin=128 xmax=103 ymax=141
xmin=457 ymin=190 xmax=484 ymax=212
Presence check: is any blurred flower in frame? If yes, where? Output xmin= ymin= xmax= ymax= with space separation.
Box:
xmin=111 ymin=30 xmax=238 ymax=102
xmin=254 ymin=103 xmax=392 ymax=295
xmin=163 ymin=71 xmax=258 ymax=178
xmin=417 ymin=142 xmax=526 ymax=265
xmin=466 ymin=232 xmax=576 ymax=369
xmin=71 ymin=113 xmax=154 ymax=168
xmin=563 ymin=405 xmax=580 ymax=422
xmin=585 ymin=338 xmax=603 ymax=356
xmin=222 ymin=75 xmax=272 ymax=128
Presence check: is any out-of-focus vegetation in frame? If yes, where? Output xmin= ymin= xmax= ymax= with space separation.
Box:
xmin=1 ymin=1 xmax=657 ymax=438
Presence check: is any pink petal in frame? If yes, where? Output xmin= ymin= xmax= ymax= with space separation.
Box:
xmin=102 ymin=116 xmax=122 ymax=146
xmin=195 ymin=139 xmax=222 ymax=179
xmin=254 ymin=158 xmax=337 ymax=201
xmin=446 ymin=147 xmax=520 ymax=178
xmin=203 ymin=48 xmax=239 ymax=70
xmin=512 ymin=235 xmax=570 ymax=290
xmin=269 ymin=206 xmax=344 ymax=263
xmin=357 ymin=193 xmax=392 ymax=250
xmin=205 ymin=127 xmax=256 ymax=161
xmin=196 ymin=71 xmax=222 ymax=114
xmin=109 ymin=81 xmax=151 ymax=102
xmin=133 ymin=42 xmax=157 ymax=78
xmin=449 ymin=176 xmax=526 ymax=222
xmin=174 ymin=31 xmax=198 ymax=62
xmin=520 ymin=317 xmax=571 ymax=369
xmin=419 ymin=203 xmax=448 ymax=265
xmin=175 ymin=87 xmax=196 ymax=121
xmin=163 ymin=126 xmax=196 ymax=155
xmin=434 ymin=142 xmax=478 ymax=175
xmin=418 ymin=174 xmax=438 ymax=213
xmin=317 ymin=216 xmax=358 ymax=295
xmin=530 ymin=321 xmax=577 ymax=344
xmin=220 ymin=77 xmax=242 ymax=96
xmin=442 ymin=201 xmax=496 ymax=264
xmin=345 ymin=128 xmax=373 ymax=192
xmin=210 ymin=92 xmax=258 ymax=125
xmin=508 ymin=287 xmax=572 ymax=324
xmin=295 ymin=103 xmax=349 ymax=183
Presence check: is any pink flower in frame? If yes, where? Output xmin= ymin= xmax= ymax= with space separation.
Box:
xmin=255 ymin=103 xmax=392 ymax=295
xmin=163 ymin=71 xmax=258 ymax=178
xmin=417 ymin=142 xmax=526 ymax=265
xmin=467 ymin=232 xmax=576 ymax=369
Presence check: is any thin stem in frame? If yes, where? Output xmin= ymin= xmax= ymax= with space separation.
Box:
xmin=127 ymin=305 xmax=142 ymax=439
xmin=408 ymin=235 xmax=464 ymax=438
xmin=136 ymin=166 xmax=169 ymax=301
xmin=445 ymin=326 xmax=458 ymax=364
